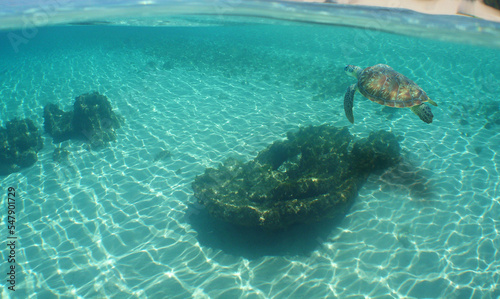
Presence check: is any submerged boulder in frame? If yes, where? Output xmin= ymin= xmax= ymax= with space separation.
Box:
xmin=0 ymin=118 xmax=43 ymax=176
xmin=44 ymin=103 xmax=75 ymax=142
xmin=73 ymin=92 xmax=122 ymax=148
xmin=192 ymin=125 xmax=400 ymax=230
xmin=43 ymin=92 xmax=122 ymax=149
xmin=52 ymin=147 xmax=70 ymax=163
xmin=351 ymin=130 xmax=401 ymax=172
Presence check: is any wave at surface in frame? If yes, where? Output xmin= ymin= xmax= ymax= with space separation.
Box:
xmin=1 ymin=0 xmax=500 ymax=48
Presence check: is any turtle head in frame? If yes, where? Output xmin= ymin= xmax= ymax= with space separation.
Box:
xmin=344 ymin=65 xmax=362 ymax=78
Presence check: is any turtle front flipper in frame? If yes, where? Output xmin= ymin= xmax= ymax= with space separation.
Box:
xmin=344 ymin=84 xmax=356 ymax=124
xmin=410 ymin=103 xmax=434 ymax=123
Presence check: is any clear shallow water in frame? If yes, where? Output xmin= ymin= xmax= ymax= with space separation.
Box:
xmin=1 ymin=3 xmax=500 ymax=299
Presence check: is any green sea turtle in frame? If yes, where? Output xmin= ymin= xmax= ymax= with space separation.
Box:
xmin=344 ymin=64 xmax=438 ymax=124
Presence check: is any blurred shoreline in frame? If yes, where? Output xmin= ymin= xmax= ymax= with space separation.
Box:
xmin=287 ymin=0 xmax=500 ymax=22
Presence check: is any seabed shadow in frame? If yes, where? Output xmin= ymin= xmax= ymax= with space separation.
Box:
xmin=378 ymin=158 xmax=436 ymax=202
xmin=186 ymin=200 xmax=352 ymax=260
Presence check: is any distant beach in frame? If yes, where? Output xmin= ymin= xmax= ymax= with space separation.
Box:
xmin=288 ymin=0 xmax=500 ymax=22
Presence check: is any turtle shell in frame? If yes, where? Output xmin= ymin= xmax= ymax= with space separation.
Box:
xmin=357 ymin=64 xmax=430 ymax=108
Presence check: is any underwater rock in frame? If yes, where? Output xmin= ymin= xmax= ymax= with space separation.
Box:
xmin=52 ymin=147 xmax=70 ymax=163
xmin=351 ymin=130 xmax=401 ymax=172
xmin=153 ymin=149 xmax=172 ymax=162
xmin=43 ymin=92 xmax=122 ymax=149
xmin=44 ymin=103 xmax=75 ymax=142
xmin=486 ymin=110 xmax=500 ymax=126
xmin=192 ymin=125 xmax=401 ymax=230
xmin=0 ymin=118 xmax=43 ymax=176
xmin=73 ymin=92 xmax=122 ymax=148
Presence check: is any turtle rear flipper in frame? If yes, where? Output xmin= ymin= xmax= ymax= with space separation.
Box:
xmin=427 ymin=98 xmax=438 ymax=106
xmin=344 ymin=84 xmax=356 ymax=124
xmin=410 ymin=104 xmax=434 ymax=123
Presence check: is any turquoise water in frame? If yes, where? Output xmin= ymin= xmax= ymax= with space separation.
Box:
xmin=1 ymin=2 xmax=500 ymax=299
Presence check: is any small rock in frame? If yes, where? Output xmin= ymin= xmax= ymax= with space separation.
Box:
xmin=0 ymin=118 xmax=43 ymax=176
xmin=154 ymin=150 xmax=171 ymax=162
xmin=53 ymin=147 xmax=70 ymax=163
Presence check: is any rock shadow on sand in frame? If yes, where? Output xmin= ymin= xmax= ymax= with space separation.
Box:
xmin=378 ymin=159 xmax=436 ymax=202
xmin=185 ymin=201 xmax=351 ymax=259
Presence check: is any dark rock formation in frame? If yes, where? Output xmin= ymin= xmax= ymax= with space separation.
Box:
xmin=192 ymin=125 xmax=400 ymax=230
xmin=44 ymin=103 xmax=74 ymax=142
xmin=0 ymin=118 xmax=43 ymax=176
xmin=351 ymin=130 xmax=401 ymax=172
xmin=52 ymin=147 xmax=70 ymax=163
xmin=153 ymin=149 xmax=172 ymax=162
xmin=73 ymin=92 xmax=122 ymax=148
xmin=44 ymin=92 xmax=122 ymax=149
